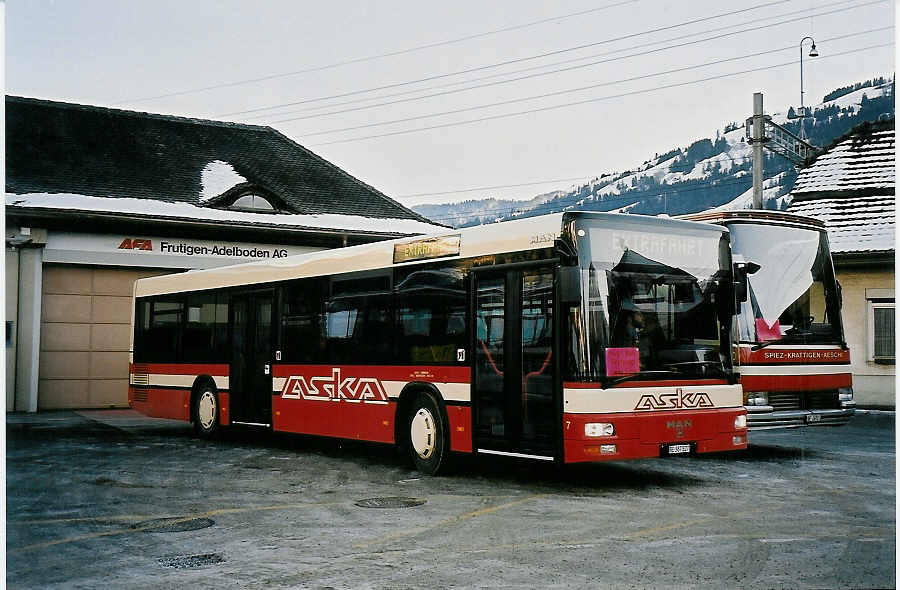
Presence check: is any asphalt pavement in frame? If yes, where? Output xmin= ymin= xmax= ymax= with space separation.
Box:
xmin=6 ymin=409 xmax=896 ymax=589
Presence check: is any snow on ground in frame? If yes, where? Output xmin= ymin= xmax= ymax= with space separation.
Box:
xmin=770 ymin=82 xmax=891 ymax=124
xmin=610 ymin=201 xmax=641 ymax=213
xmin=6 ymin=192 xmax=444 ymax=235
xmin=706 ymin=171 xmax=790 ymax=212
xmin=200 ymin=160 xmax=247 ymax=202
xmin=823 ymin=83 xmax=890 ymax=110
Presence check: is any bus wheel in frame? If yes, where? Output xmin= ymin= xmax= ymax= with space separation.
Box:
xmin=193 ymin=388 xmax=220 ymax=438
xmin=408 ymin=392 xmax=447 ymax=475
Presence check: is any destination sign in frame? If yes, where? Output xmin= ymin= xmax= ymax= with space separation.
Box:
xmin=393 ymin=235 xmax=461 ymax=264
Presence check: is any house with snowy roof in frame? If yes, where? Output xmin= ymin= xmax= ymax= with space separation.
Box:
xmin=5 ymin=95 xmax=444 ymax=412
xmin=787 ymin=119 xmax=895 ymax=407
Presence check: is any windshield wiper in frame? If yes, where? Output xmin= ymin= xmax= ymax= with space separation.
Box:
xmin=664 ymin=361 xmax=729 ymax=378
xmin=608 ymin=370 xmax=673 ymax=386
xmin=751 ymin=340 xmax=779 ymax=351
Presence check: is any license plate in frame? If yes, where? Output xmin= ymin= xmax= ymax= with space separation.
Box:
xmin=806 ymin=414 xmax=822 ymax=423
xmin=667 ymin=444 xmax=691 ymax=455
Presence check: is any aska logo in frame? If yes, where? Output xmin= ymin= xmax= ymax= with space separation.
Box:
xmin=634 ymin=388 xmax=714 ymax=411
xmin=118 ymin=238 xmax=153 ymax=251
xmin=281 ymin=368 xmax=389 ymax=405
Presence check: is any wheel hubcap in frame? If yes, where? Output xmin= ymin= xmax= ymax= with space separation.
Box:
xmin=410 ymin=408 xmax=436 ymax=459
xmin=198 ymin=392 xmax=216 ymax=430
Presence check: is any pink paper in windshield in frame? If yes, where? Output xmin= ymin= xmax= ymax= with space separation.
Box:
xmin=755 ymin=318 xmax=782 ymax=341
xmin=606 ymin=347 xmax=639 ymax=376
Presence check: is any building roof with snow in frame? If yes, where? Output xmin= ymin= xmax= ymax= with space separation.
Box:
xmin=5 ymin=96 xmax=443 ymax=243
xmin=787 ymin=120 xmax=894 ymax=262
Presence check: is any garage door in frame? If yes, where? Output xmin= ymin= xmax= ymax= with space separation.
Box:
xmin=39 ymin=265 xmax=173 ymax=409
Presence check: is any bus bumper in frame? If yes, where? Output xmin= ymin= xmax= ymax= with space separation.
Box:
xmin=563 ymin=408 xmax=747 ymax=463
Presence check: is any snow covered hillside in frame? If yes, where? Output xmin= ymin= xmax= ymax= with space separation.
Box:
xmin=415 ymin=76 xmax=894 ymax=227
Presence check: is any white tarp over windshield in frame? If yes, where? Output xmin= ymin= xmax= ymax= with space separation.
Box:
xmin=732 ymin=224 xmax=819 ymax=323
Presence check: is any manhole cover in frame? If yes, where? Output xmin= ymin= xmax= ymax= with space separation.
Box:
xmin=157 ymin=553 xmax=225 ymax=569
xmin=355 ymin=497 xmax=426 ymax=509
xmin=131 ymin=517 xmax=214 ymax=533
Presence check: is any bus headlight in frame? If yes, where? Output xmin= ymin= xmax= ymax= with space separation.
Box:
xmin=734 ymin=415 xmax=747 ymax=430
xmin=838 ymin=387 xmax=854 ymax=402
xmin=585 ymin=422 xmax=615 ymax=437
xmin=745 ymin=391 xmax=768 ymax=406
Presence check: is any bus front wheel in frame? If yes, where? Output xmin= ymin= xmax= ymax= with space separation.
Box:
xmin=407 ymin=392 xmax=447 ymax=475
xmin=193 ymin=388 xmax=220 ymax=438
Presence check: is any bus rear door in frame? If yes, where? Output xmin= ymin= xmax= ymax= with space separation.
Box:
xmin=230 ymin=290 xmax=275 ymax=426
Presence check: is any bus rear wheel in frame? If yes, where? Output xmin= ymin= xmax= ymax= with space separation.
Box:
xmin=193 ymin=388 xmax=220 ymax=438
xmin=408 ymin=392 xmax=448 ymax=475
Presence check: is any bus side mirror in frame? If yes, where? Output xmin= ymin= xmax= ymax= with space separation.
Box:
xmin=733 ymin=261 xmax=760 ymax=311
xmin=558 ymin=267 xmax=582 ymax=304
xmin=837 ymin=280 xmax=843 ymax=308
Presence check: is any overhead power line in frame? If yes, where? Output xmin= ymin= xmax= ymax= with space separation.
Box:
xmin=292 ymin=27 xmax=891 ymax=136
xmin=282 ymin=24 xmax=890 ymax=133
xmin=424 ymin=175 xmax=766 ymax=224
xmin=398 ymin=154 xmax=762 ymax=200
xmin=112 ymin=0 xmax=635 ymax=106
xmin=219 ymin=0 xmax=790 ymax=119
xmin=425 ymin=167 xmax=802 ymax=224
xmin=307 ymin=42 xmax=894 ymax=147
xmin=239 ymin=0 xmax=865 ymax=122
xmin=399 ymin=176 xmax=600 ymax=200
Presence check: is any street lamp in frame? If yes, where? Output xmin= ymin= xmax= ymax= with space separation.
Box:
xmin=799 ymin=36 xmax=818 ymax=139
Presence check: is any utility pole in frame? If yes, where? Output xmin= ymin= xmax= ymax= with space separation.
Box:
xmin=751 ymin=92 xmax=765 ymax=209
xmin=745 ymin=91 xmax=819 ymax=210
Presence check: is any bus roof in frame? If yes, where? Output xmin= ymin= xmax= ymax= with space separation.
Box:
xmin=680 ymin=210 xmax=826 ymax=230
xmin=134 ymin=211 xmax=728 ymax=297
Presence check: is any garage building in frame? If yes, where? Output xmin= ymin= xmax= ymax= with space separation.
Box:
xmin=5 ymin=96 xmax=443 ymax=412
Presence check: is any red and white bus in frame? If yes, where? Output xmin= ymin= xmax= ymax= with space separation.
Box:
xmin=686 ymin=211 xmax=855 ymax=429
xmin=129 ymin=212 xmax=748 ymax=473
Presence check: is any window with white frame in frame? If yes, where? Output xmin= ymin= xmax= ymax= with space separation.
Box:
xmin=866 ymin=289 xmax=895 ymax=364
xmin=230 ymin=194 xmax=275 ymax=211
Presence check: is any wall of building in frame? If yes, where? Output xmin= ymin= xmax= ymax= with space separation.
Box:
xmin=7 ymin=227 xmax=330 ymax=411
xmin=836 ymin=265 xmax=895 ymax=408
xmin=6 ymin=249 xmax=20 ymax=411
xmin=38 ymin=265 xmax=173 ymax=409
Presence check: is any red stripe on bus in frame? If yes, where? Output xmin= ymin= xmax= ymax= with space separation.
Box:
xmin=563 ymin=379 xmax=729 ymax=389
xmin=738 ymin=347 xmax=850 ymax=365
xmin=130 ymin=363 xmax=229 ymax=376
xmin=272 ymin=395 xmax=473 ymax=451
xmin=740 ymin=373 xmax=851 ymax=392
xmin=129 ymin=387 xmax=191 ymax=421
xmin=272 ymin=364 xmax=471 ymax=383
xmin=218 ymin=392 xmax=230 ymax=426
xmin=272 ymin=396 xmax=395 ymax=443
xmin=447 ymin=405 xmax=473 ymax=453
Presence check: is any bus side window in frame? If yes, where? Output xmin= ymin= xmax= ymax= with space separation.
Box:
xmin=395 ymin=266 xmax=467 ymax=365
xmin=144 ymin=298 xmax=183 ymax=362
xmin=282 ymin=278 xmax=326 ymax=363
xmin=133 ymin=299 xmax=151 ymax=362
xmin=184 ymin=292 xmax=217 ymax=363
xmin=325 ymin=273 xmax=392 ymax=364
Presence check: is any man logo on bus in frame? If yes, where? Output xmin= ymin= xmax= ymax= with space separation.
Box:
xmin=281 ymin=368 xmax=389 ymax=405
xmin=633 ymin=388 xmax=714 ymax=411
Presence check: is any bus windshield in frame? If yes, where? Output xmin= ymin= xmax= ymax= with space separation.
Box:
xmin=729 ymin=223 xmax=843 ymax=346
xmin=566 ymin=220 xmax=733 ymax=384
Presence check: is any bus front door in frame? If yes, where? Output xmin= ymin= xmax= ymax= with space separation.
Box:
xmin=230 ymin=291 xmax=274 ymax=426
xmin=474 ymin=267 xmax=557 ymax=461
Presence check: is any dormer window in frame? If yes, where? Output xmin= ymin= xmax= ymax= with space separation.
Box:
xmin=230 ymin=194 xmax=276 ymax=212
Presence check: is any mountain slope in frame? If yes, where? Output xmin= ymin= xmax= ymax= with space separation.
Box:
xmin=415 ymin=77 xmax=894 ymax=227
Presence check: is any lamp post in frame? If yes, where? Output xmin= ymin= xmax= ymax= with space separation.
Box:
xmin=799 ymin=36 xmax=818 ymax=139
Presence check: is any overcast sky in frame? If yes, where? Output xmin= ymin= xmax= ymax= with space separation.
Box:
xmin=6 ymin=0 xmax=895 ymax=207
